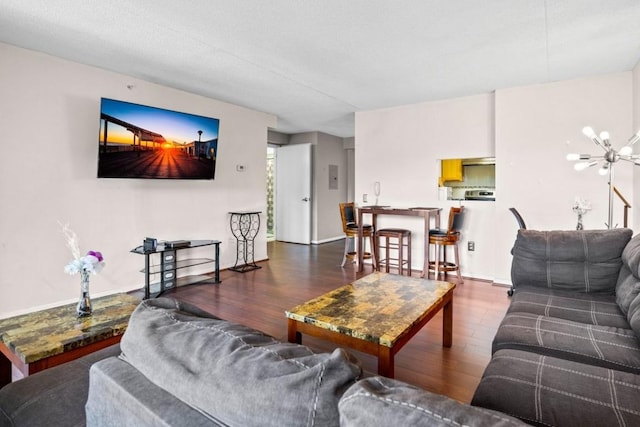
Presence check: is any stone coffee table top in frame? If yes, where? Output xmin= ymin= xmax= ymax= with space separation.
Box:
xmin=0 ymin=293 xmax=140 ymax=364
xmin=286 ymin=272 xmax=455 ymax=347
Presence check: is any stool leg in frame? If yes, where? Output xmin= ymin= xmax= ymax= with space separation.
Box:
xmin=435 ymin=243 xmax=441 ymax=280
xmin=443 ymin=243 xmax=448 ymax=280
xmin=341 ymin=236 xmax=351 ymax=267
xmin=368 ymin=235 xmax=376 ymax=269
xmin=407 ymin=234 xmax=412 ymax=276
xmin=374 ymin=234 xmax=379 ymax=272
xmin=385 ymin=236 xmax=391 ymax=273
xmin=454 ymin=243 xmax=463 ymax=284
xmin=398 ymin=236 xmax=404 ymax=276
xmin=375 ymin=234 xmax=381 ymax=272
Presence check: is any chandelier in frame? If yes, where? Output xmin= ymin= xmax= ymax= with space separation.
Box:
xmin=566 ymin=127 xmax=640 ymax=228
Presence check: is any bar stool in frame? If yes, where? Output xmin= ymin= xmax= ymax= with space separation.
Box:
xmin=429 ymin=206 xmax=465 ymax=283
xmin=339 ymin=202 xmax=375 ymax=268
xmin=376 ymin=228 xmax=412 ymax=276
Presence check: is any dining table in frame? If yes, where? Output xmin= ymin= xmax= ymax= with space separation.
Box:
xmin=357 ymin=206 xmax=442 ymax=277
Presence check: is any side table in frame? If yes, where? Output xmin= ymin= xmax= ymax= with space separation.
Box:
xmin=229 ymin=211 xmax=262 ymax=272
xmin=0 ymin=293 xmax=140 ymax=386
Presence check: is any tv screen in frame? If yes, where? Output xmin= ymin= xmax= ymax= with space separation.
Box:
xmin=97 ymin=98 xmax=219 ymax=179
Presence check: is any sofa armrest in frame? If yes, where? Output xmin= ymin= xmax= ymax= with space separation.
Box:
xmin=510 ymin=229 xmax=632 ymax=294
xmin=339 ymin=376 xmax=527 ymax=426
xmin=86 ymin=356 xmax=222 ymax=427
xmin=0 ymin=344 xmax=120 ymax=427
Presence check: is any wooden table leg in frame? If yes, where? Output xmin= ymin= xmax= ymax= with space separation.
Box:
xmin=421 ymin=214 xmax=429 ymax=278
xmin=443 ymin=298 xmax=453 ymax=348
xmin=287 ymin=319 xmax=301 ymax=344
xmin=357 ymin=219 xmax=364 ymax=272
xmin=377 ymin=346 xmax=395 ymax=378
xmin=0 ymin=352 xmax=10 ymax=387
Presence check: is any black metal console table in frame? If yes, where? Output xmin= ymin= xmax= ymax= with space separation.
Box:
xmin=131 ymin=239 xmax=221 ymax=299
xmin=229 ymin=211 xmax=261 ymax=272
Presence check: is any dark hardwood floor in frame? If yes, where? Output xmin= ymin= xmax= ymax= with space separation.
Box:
xmin=162 ymin=239 xmax=511 ymax=403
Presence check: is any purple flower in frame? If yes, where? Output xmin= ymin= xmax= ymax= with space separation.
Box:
xmin=87 ymin=250 xmax=103 ymax=262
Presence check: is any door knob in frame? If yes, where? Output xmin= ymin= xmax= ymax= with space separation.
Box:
xmin=302 ymin=197 xmax=310 ymax=202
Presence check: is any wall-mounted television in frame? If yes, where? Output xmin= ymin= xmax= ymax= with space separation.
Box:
xmin=97 ymin=98 xmax=219 ymax=179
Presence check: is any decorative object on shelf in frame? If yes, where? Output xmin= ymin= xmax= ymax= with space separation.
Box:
xmin=373 ymin=181 xmax=381 ymax=206
xmin=566 ymin=126 xmax=640 ymax=228
xmin=61 ymin=223 xmax=105 ymax=317
xmin=572 ymin=197 xmax=591 ymax=230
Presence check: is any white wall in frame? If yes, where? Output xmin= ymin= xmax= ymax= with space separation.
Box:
xmin=633 ymin=62 xmax=640 ymax=229
xmin=0 ymin=42 xmax=276 ymax=317
xmin=494 ymin=72 xmax=633 ymax=283
xmin=287 ymin=131 xmax=348 ymax=244
xmin=355 ymin=73 xmax=636 ymax=284
xmin=355 ymin=93 xmax=495 ymax=279
xmin=315 ymin=132 xmax=348 ymax=243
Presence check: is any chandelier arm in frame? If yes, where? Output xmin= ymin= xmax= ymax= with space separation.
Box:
xmin=618 ymin=157 xmax=640 ymax=164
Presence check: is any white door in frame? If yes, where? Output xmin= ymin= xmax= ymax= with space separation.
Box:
xmin=276 ymin=143 xmax=311 ymax=244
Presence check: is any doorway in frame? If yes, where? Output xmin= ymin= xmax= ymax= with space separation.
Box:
xmin=274 ymin=143 xmax=312 ymax=244
xmin=266 ymin=146 xmax=276 ymax=241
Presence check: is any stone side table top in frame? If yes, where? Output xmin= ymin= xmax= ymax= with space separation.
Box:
xmin=0 ymin=293 xmax=140 ymax=363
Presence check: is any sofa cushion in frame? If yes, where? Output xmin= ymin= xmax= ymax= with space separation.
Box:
xmin=628 ymin=293 xmax=640 ymax=337
xmin=119 ymin=298 xmax=362 ymax=427
xmin=507 ymin=285 xmax=628 ymax=328
xmin=339 ymin=376 xmax=527 ymax=427
xmin=493 ymin=312 xmax=640 ymax=374
xmin=472 ymin=349 xmax=640 ymax=427
xmin=511 ymin=229 xmax=632 ymax=293
xmin=616 ymin=233 xmax=640 ymax=315
xmin=0 ymin=344 xmax=120 ymax=427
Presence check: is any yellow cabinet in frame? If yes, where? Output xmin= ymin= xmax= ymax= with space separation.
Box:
xmin=440 ymin=159 xmax=463 ymax=184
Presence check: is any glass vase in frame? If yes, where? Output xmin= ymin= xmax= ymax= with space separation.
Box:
xmin=77 ymin=270 xmax=92 ymax=317
xmin=576 ymin=213 xmax=584 ymax=230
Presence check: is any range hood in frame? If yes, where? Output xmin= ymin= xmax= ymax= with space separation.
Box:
xmin=462 ymin=157 xmax=495 ymax=166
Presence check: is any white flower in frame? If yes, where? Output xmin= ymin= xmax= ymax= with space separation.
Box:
xmin=572 ymin=197 xmax=592 ymax=216
xmin=61 ymin=223 xmax=105 ymax=276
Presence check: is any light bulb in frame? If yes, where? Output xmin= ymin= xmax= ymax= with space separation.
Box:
xmin=600 ymin=131 xmax=610 ymax=142
xmin=598 ymin=163 xmax=609 ymax=176
xmin=582 ymin=126 xmax=596 ymax=138
xmin=566 ymin=153 xmax=580 ymax=161
xmin=619 ymin=146 xmax=633 ymax=156
xmin=574 ymin=160 xmax=597 ymax=171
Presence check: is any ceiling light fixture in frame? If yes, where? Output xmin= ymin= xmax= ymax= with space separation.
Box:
xmin=566 ymin=126 xmax=639 ymax=228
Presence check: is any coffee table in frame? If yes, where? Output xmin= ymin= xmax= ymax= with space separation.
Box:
xmin=285 ymin=272 xmax=455 ymax=378
xmin=0 ymin=293 xmax=140 ymax=386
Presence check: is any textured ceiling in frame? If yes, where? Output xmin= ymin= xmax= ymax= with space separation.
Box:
xmin=1 ymin=1 xmax=639 ymax=137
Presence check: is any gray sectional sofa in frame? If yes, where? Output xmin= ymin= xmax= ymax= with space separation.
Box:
xmin=472 ymin=228 xmax=640 ymax=427
xmin=2 ymin=228 xmax=638 ymax=426
xmin=0 ymin=297 xmax=525 ymax=427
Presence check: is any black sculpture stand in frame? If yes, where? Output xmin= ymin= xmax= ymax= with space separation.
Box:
xmin=229 ymin=211 xmax=262 ymax=272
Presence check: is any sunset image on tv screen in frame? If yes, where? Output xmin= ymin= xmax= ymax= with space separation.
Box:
xmin=97 ymin=98 xmax=220 ymax=179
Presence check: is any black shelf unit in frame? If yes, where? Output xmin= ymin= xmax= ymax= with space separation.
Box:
xmin=131 ymin=239 xmax=221 ymax=299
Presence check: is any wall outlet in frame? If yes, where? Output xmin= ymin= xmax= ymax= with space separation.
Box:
xmin=468 ymin=241 xmax=475 ymax=251
xmin=363 ymin=193 xmax=368 ymax=203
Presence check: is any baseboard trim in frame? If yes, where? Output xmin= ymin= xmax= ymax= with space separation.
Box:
xmin=312 ymin=236 xmax=345 ymax=245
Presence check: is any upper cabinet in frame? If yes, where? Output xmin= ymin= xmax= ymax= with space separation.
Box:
xmin=439 ymin=159 xmax=463 ymax=185
xmin=439 ymin=157 xmax=496 ymax=200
